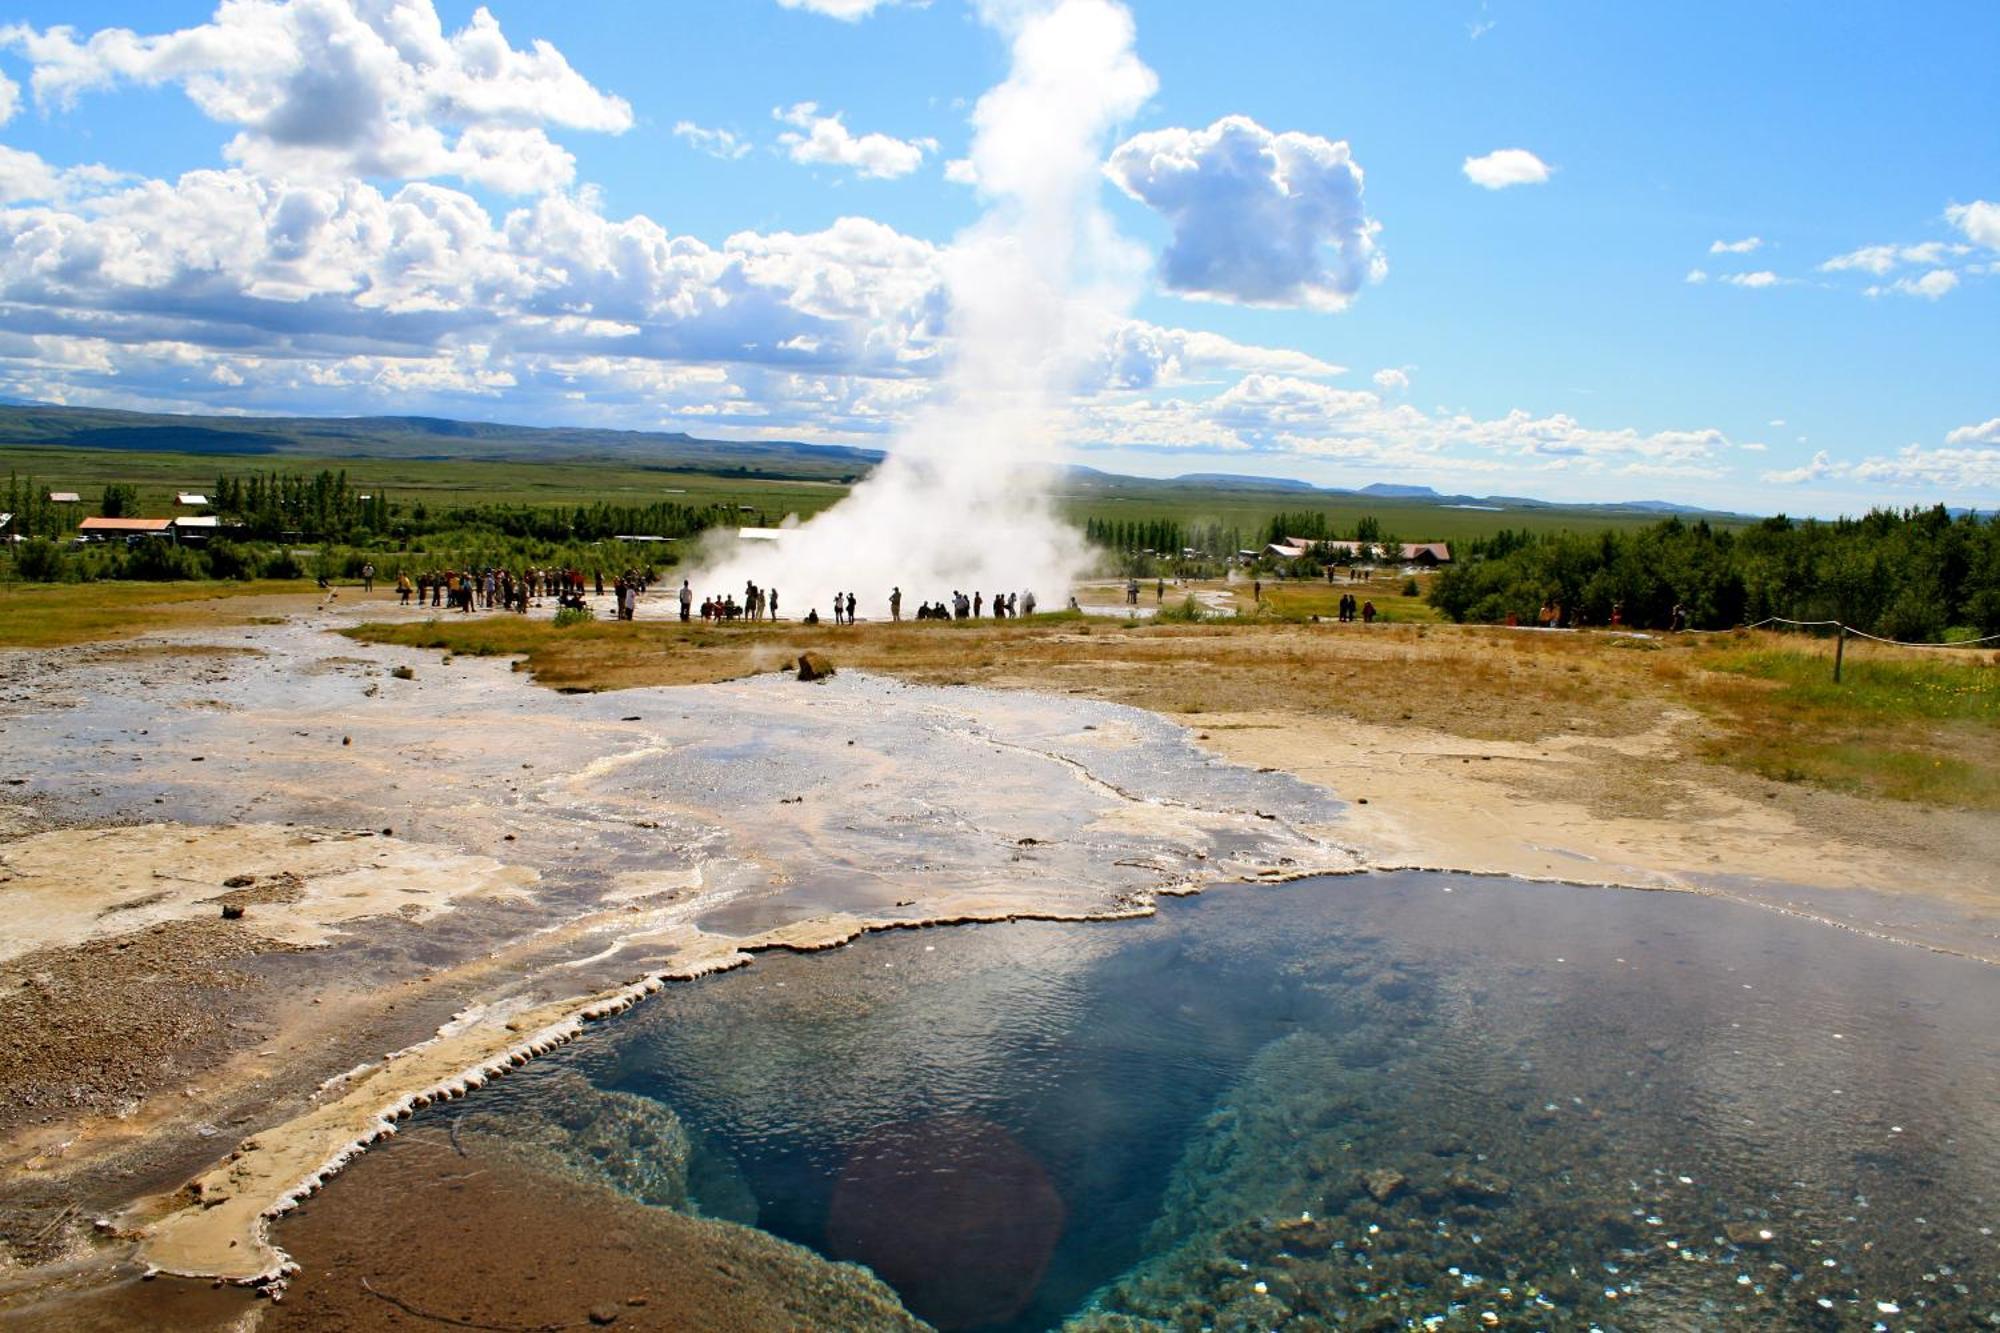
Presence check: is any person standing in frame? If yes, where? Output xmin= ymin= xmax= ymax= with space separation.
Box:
xmin=890 ymin=586 xmax=902 ymax=622
xmin=361 ymin=561 xmax=375 ymax=592
xmin=845 ymin=592 xmax=856 ymax=624
xmin=679 ymin=579 xmax=693 ymax=622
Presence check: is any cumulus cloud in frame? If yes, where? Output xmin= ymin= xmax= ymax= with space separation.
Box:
xmin=673 ymin=122 xmax=752 ymax=160
xmin=0 ymin=1 xmax=632 ymax=195
xmin=1372 ymin=367 xmax=1410 ymax=392
xmin=1765 ymin=422 xmax=2000 ymax=496
xmin=774 ymin=102 xmax=935 ymax=179
xmin=1684 ymin=268 xmax=1708 ymax=284
xmin=1096 ymin=322 xmax=1343 ymax=390
xmin=1105 ymin=115 xmax=1383 ymax=310
xmin=1721 ymin=271 xmax=1782 ymax=289
xmin=1067 ymin=370 xmax=1733 ymax=482
xmin=0 ymin=69 xmax=17 ymax=126
xmin=1946 ymin=200 xmax=2000 ymax=249
xmin=775 ymin=0 xmax=913 ymax=18
xmin=1946 ymin=417 xmax=2000 ymax=447
xmin=1709 ymin=236 xmax=1761 ymax=254
xmin=1865 ymin=269 xmax=1959 ymax=300
xmin=1461 ymin=147 xmax=1550 ymax=189
xmin=1763 ymin=450 xmax=1836 ymax=485
xmin=1821 ymin=241 xmax=1968 ymax=276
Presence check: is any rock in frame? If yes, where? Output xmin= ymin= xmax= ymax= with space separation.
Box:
xmin=1362 ymin=1168 xmax=1407 ymax=1203
xmin=220 ymin=904 xmax=245 ymax=920
xmin=795 ymin=652 xmax=836 ymax=682
xmin=390 ymin=665 xmax=416 ymax=680
xmin=587 ymin=1307 xmax=620 ymax=1326
xmin=1725 ymin=1221 xmax=1777 ymax=1247
xmin=223 ymin=875 xmax=256 ymax=888
xmin=1445 ymin=1169 xmax=1512 ymax=1202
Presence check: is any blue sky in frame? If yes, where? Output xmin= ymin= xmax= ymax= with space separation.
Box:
xmin=0 ymin=0 xmax=1994 ymax=512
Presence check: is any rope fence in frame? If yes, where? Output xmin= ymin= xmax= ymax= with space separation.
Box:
xmin=1698 ymin=615 xmax=2000 ymax=649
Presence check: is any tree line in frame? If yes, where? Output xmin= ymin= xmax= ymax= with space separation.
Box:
xmin=1427 ymin=508 xmax=2000 ymax=640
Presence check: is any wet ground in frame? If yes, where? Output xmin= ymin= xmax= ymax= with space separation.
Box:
xmin=0 ymin=614 xmax=1353 ymax=1304
xmin=417 ymin=870 xmax=2000 ymax=1331
xmin=2 ymin=613 xmax=1995 ymax=1330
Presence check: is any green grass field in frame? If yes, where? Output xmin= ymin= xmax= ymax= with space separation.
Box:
xmin=5 ymin=441 xmax=1725 ymax=547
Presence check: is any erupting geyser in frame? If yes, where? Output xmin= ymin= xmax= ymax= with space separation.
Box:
xmin=689 ymin=0 xmax=1157 ymax=618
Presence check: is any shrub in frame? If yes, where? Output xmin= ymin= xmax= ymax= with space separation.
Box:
xmin=13 ymin=538 xmax=68 ymax=582
xmin=1403 ymin=577 xmax=1421 ymax=597
xmin=552 ymin=605 xmax=595 ymax=628
xmin=1156 ymin=594 xmax=1209 ymax=624
xmin=259 ymin=548 xmax=305 ymax=580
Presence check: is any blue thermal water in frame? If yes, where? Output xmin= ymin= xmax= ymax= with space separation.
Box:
xmin=446 ymin=871 xmax=2000 ymax=1330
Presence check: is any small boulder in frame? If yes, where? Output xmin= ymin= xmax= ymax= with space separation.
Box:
xmin=220 ymin=904 xmax=246 ymax=921
xmin=1361 ymin=1168 xmax=1407 ymax=1204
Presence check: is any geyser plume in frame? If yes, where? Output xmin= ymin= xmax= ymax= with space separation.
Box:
xmin=688 ymin=0 xmax=1156 ymax=619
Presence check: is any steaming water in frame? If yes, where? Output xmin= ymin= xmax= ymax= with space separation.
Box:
xmin=443 ymin=872 xmax=2000 ymax=1330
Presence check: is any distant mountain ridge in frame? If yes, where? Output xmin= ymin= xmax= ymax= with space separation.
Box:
xmin=0 ymin=402 xmax=1745 ymax=518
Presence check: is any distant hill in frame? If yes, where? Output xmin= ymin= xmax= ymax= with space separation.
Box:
xmin=0 ymin=403 xmax=1749 ymax=519
xmin=1174 ymin=473 xmax=1318 ymax=492
xmin=0 ymin=404 xmax=885 ymax=482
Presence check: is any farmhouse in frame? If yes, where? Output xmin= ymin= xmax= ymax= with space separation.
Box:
xmin=1265 ymin=538 xmax=1453 ymax=565
xmin=176 ymin=492 xmax=210 ymax=507
xmin=76 ymin=517 xmax=174 ymax=541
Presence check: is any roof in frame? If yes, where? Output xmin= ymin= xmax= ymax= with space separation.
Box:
xmin=173 ymin=515 xmax=222 ymax=528
xmin=1401 ymin=542 xmax=1452 ymax=561
xmin=77 ymin=517 xmax=173 ymax=533
xmin=176 ymin=492 xmax=209 ymax=506
xmin=736 ymin=527 xmax=789 ymax=542
xmin=47 ymin=491 xmax=81 ymax=503
xmin=0 ymin=513 xmax=11 ymax=530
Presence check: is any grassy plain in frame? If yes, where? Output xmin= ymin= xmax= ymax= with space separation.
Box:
xmin=0 ymin=579 xmax=308 ymax=648
xmin=6 ymin=442 xmax=1731 ymax=544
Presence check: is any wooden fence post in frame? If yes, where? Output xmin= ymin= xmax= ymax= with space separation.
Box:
xmin=1833 ymin=624 xmax=1846 ymax=683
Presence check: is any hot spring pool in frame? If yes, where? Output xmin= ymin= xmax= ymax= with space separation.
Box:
xmin=431 ymin=871 xmax=1999 ymax=1330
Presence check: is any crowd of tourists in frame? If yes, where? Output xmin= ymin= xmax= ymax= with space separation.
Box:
xmin=377 ymin=569 xmax=1059 ymax=628
xmin=391 ymin=566 xmax=655 ymax=618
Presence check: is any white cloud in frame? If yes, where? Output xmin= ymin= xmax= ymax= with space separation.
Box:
xmin=775 ymin=0 xmax=913 ymax=19
xmin=1738 ymin=441 xmax=1767 ymax=452
xmin=673 ymin=122 xmax=752 ymax=161
xmin=1763 ymin=450 xmax=1836 ymax=485
xmin=1722 ymin=271 xmax=1782 ymax=289
xmin=1097 ymin=323 xmax=1343 ymax=389
xmin=1105 ymin=115 xmax=1384 ymax=311
xmin=1946 ymin=417 xmax=2000 ymax=447
xmin=1822 ymin=240 xmax=1969 ymax=276
xmin=1709 ymin=236 xmax=1761 ymax=254
xmin=1067 ymin=371 xmax=1733 ymax=482
xmin=774 ymin=102 xmax=935 ymax=179
xmin=0 ymin=144 xmax=124 ymax=204
xmin=1461 ymin=147 xmax=1550 ymax=189
xmin=942 ymin=157 xmax=978 ymax=186
xmin=1764 ymin=423 xmax=2000 ymax=496
xmin=1372 ymin=367 xmax=1410 ymax=392
xmin=1 ymin=2 xmax=632 ymax=195
xmin=1946 ymin=199 xmax=2000 ymax=250
xmin=1684 ymin=268 xmax=1709 ymax=284
xmin=0 ymin=69 xmax=17 ymax=126
xmin=1865 ymin=268 xmax=1959 ymax=300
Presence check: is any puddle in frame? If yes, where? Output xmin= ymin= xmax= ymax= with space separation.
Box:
xmin=427 ymin=871 xmax=2000 ymax=1331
